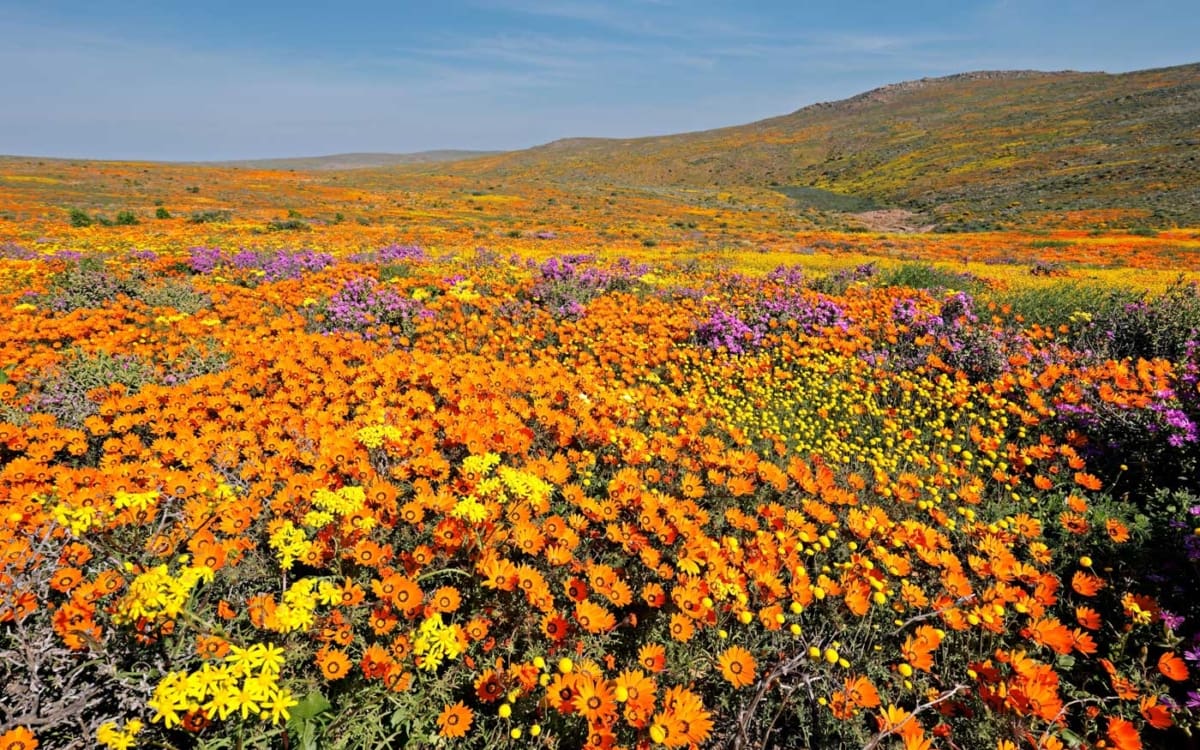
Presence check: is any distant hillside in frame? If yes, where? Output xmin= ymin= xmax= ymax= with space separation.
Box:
xmin=430 ymin=64 xmax=1200 ymax=229
xmin=207 ymin=150 xmax=503 ymax=170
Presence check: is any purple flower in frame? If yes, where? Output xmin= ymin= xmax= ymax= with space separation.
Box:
xmin=695 ymin=308 xmax=760 ymax=354
xmin=1162 ymin=611 xmax=1186 ymax=630
xmin=188 ymin=246 xmax=223 ymax=273
xmin=315 ymin=276 xmax=431 ymax=339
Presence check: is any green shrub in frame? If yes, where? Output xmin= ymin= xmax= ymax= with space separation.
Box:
xmin=881 ymin=262 xmax=984 ymax=293
xmin=994 ymin=282 xmax=1139 ymax=329
xmin=136 ymin=278 xmax=213 ymax=314
xmin=68 ymin=208 xmax=93 ymax=227
xmin=266 ymin=219 xmax=311 ymax=232
xmin=31 ymin=349 xmax=157 ymax=428
xmin=41 ymin=257 xmax=147 ymax=312
xmin=189 ymin=209 xmax=232 ymax=224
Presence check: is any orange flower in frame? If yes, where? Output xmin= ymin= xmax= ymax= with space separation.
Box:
xmin=1073 ymin=472 xmax=1102 ymax=491
xmin=1070 ymin=571 xmax=1104 ymax=597
xmin=653 ymin=685 xmax=712 ymax=747
xmin=541 ymin=611 xmax=571 ymax=641
xmin=1027 ymin=617 xmax=1074 ymax=655
xmin=575 ymin=600 xmax=616 ymax=634
xmin=668 ymin=612 xmax=695 ymax=643
xmin=1106 ymin=518 xmax=1130 ymax=543
xmin=1139 ymin=696 xmax=1173 ymax=729
xmin=1157 ymin=651 xmax=1188 ymax=681
xmin=574 ymin=674 xmax=617 ymax=725
xmin=638 ymin=643 xmax=666 ymax=673
xmin=642 ymin=582 xmax=667 ymax=608
xmin=901 ymin=625 xmax=943 ymax=673
xmin=1075 ymin=606 xmax=1102 ymax=630
xmin=474 ymin=669 xmax=505 ymax=703
xmin=0 ymin=726 xmax=38 ymax=750
xmin=428 ymin=586 xmax=461 ymax=614
xmin=718 ymin=645 xmax=757 ymax=688
xmin=437 ymin=701 xmax=473 ymax=738
xmin=316 ymin=647 xmax=352 ymax=681
xmin=844 ymin=675 xmax=881 ymax=709
xmin=1106 ymin=716 xmax=1142 ymax=750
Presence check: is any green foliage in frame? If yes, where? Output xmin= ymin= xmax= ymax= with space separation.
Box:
xmin=42 ymin=257 xmax=147 ymax=311
xmin=137 ymin=278 xmax=213 ymax=314
xmin=775 ymin=185 xmax=881 ymax=212
xmin=995 ymin=282 xmax=1139 ymax=329
xmin=189 ymin=209 xmax=232 ymax=224
xmin=266 ymin=218 xmax=312 ymax=232
xmin=155 ymin=206 xmax=172 ymax=219
xmin=32 ymin=349 xmax=157 ymax=428
xmin=378 ymin=263 xmax=412 ymax=282
xmin=880 ymin=262 xmax=985 ymax=294
xmin=68 ymin=207 xmax=93 ymax=227
xmin=114 ymin=210 xmax=139 ymax=226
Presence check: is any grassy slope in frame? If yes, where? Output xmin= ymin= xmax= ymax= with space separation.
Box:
xmin=199 ymin=150 xmax=504 ymax=170
xmin=426 ymin=65 xmax=1200 ymax=228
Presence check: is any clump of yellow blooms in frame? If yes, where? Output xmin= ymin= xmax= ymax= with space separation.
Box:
xmin=96 ymin=719 xmax=143 ymax=750
xmin=52 ymin=502 xmax=105 ymax=535
xmin=268 ymin=520 xmax=312 ymax=571
xmin=49 ymin=490 xmax=154 ymax=536
xmin=355 ymin=422 xmax=404 ymax=449
xmin=113 ymin=561 xmax=213 ymax=626
xmin=412 ymin=613 xmax=467 ymax=672
xmin=113 ymin=490 xmax=160 ymax=514
xmin=146 ymin=642 xmax=296 ymax=728
xmin=451 ymin=495 xmax=490 ymax=523
xmin=448 ymin=279 xmax=481 ymax=302
xmin=270 ymin=578 xmax=320 ymax=633
xmin=462 ymin=452 xmax=502 ymax=478
xmin=313 ymin=486 xmax=366 ymax=516
xmin=497 ymin=466 xmax=552 ymax=506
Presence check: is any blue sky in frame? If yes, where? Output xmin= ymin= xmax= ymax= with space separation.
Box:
xmin=2 ymin=1 xmax=1197 ymax=160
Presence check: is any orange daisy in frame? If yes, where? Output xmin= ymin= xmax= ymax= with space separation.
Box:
xmin=717 ymin=645 xmax=757 ymax=689
xmin=437 ymin=701 xmax=473 ymax=738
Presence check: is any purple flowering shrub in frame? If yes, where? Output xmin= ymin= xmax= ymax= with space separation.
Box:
xmin=1045 ymin=283 xmax=1200 ymax=488
xmin=0 ymin=242 xmax=37 ymax=260
xmin=1077 ymin=280 xmax=1200 ymax=363
xmin=25 ymin=350 xmax=157 ymax=429
xmin=349 ymin=244 xmax=430 ymax=271
xmin=11 ymin=342 xmax=231 ymax=431
xmin=39 ymin=256 xmax=147 ymax=312
xmin=307 ymin=276 xmax=432 ymax=339
xmin=808 ymin=262 xmax=878 ymax=294
xmin=694 ymin=308 xmax=762 ymax=353
xmin=186 ymin=246 xmax=335 ymax=282
xmin=695 ymin=269 xmax=852 ymax=354
xmin=526 ymin=255 xmax=649 ymax=318
xmin=883 ymin=291 xmax=1009 ymax=381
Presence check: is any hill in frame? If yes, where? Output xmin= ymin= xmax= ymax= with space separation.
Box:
xmin=427 ymin=64 xmax=1200 ymax=229
xmin=204 ymin=150 xmax=503 ymax=170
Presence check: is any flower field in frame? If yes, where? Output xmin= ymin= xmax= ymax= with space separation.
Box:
xmin=2 ymin=170 xmax=1200 ymax=749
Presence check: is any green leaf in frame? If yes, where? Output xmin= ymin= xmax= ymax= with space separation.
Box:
xmin=291 ymin=691 xmax=332 ymax=722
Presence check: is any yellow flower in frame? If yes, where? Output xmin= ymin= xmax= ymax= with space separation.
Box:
xmin=264 ymin=687 xmax=298 ymax=725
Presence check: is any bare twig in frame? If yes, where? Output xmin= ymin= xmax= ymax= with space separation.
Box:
xmin=860 ymin=684 xmax=970 ymax=750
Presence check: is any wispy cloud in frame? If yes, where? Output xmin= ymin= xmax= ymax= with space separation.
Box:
xmin=1 ymin=1 xmax=1195 ymax=159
